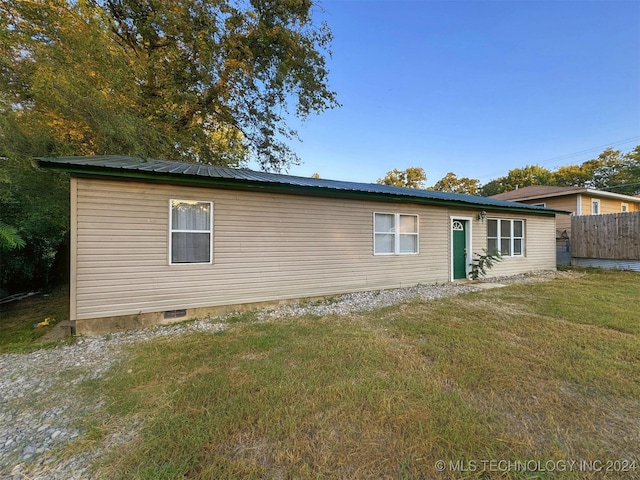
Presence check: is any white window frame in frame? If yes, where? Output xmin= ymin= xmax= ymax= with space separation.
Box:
xmin=591 ymin=199 xmax=600 ymax=215
xmin=373 ymin=212 xmax=419 ymax=255
xmin=621 ymin=203 xmax=629 ymax=212
xmin=487 ymin=218 xmax=524 ymax=257
xmin=169 ymin=199 xmax=213 ymax=265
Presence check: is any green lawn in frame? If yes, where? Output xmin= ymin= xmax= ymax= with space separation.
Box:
xmin=2 ymin=271 xmax=638 ymax=478
xmin=82 ymin=269 xmax=640 ymax=479
xmin=0 ymin=285 xmax=70 ymax=353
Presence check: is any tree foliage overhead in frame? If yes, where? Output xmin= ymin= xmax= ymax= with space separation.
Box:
xmin=480 ymin=165 xmax=555 ymax=196
xmin=0 ymin=222 xmax=26 ymax=250
xmin=376 ymin=167 xmax=427 ymax=189
xmin=480 ymin=146 xmax=640 ymax=196
xmin=375 ymin=147 xmax=640 ymax=198
xmin=428 ymin=172 xmax=480 ymax=195
xmin=589 ymin=146 xmax=640 ymax=195
xmin=0 ymin=157 xmax=70 ymax=291
xmin=1 ymin=0 xmax=339 ymax=170
xmin=0 ymin=0 xmax=338 ymax=293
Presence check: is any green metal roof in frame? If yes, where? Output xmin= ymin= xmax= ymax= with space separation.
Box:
xmin=37 ymin=155 xmax=569 ymax=216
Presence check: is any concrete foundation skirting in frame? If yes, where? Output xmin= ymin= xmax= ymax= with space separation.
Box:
xmin=572 ymin=257 xmax=640 ymax=272
xmin=74 ymin=296 xmax=328 ymax=336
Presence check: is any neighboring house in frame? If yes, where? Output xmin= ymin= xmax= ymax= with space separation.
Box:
xmin=38 ymin=156 xmax=566 ymax=335
xmin=490 ymin=186 xmax=640 ymax=241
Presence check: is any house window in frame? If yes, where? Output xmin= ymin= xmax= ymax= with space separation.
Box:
xmin=487 ymin=218 xmax=524 ymax=257
xmin=591 ymin=199 xmax=600 ymax=215
xmin=170 ymin=200 xmax=213 ymax=264
xmin=374 ymin=213 xmax=418 ymax=255
xmin=621 ymin=203 xmax=629 ymax=212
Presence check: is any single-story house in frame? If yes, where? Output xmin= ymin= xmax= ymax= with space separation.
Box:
xmin=38 ymin=156 xmax=567 ymax=335
xmin=490 ymin=185 xmax=640 ymax=241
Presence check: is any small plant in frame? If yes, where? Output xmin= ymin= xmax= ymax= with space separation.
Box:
xmin=469 ymin=249 xmax=502 ymax=280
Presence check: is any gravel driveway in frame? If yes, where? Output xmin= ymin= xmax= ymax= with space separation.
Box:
xmin=0 ymin=272 xmax=567 ymax=479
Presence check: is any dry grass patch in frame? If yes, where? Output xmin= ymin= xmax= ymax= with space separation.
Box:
xmin=0 ymin=286 xmax=70 ymax=353
xmin=90 ymin=270 xmax=640 ymax=479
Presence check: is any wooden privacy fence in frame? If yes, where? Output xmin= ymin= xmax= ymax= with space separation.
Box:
xmin=571 ymin=212 xmax=640 ymax=260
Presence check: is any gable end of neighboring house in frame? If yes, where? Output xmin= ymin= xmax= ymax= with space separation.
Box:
xmin=38 ymin=156 xmax=565 ymax=335
xmin=491 ymin=186 xmax=640 ymax=240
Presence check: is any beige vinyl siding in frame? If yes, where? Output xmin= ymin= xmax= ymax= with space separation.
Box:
xmin=578 ymin=196 xmax=637 ymax=216
xmin=580 ymin=196 xmax=597 ymax=215
xmin=599 ymin=198 xmax=634 ymax=215
xmin=471 ymin=212 xmax=556 ymax=277
xmin=74 ymin=178 xmax=447 ymax=320
xmin=598 ymin=199 xmax=615 ymax=214
xmin=519 ymin=196 xmax=575 ymax=235
xmin=543 ymin=196 xmax=579 ymax=214
xmin=72 ymin=178 xmax=557 ymax=320
xmin=540 ymin=196 xmax=576 ymax=234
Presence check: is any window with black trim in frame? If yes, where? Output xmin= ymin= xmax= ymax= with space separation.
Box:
xmin=487 ymin=218 xmax=524 ymax=257
xmin=170 ymin=200 xmax=213 ymax=264
xmin=374 ymin=213 xmax=419 ymax=255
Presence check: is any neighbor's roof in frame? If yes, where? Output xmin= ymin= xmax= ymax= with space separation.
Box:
xmin=491 ymin=185 xmax=640 ymax=203
xmin=37 ymin=155 xmax=567 ymax=215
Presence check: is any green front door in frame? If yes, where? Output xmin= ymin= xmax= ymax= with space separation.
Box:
xmin=452 ymin=220 xmax=467 ymax=280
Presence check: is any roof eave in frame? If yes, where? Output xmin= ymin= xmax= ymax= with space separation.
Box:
xmin=36 ymin=158 xmax=566 ymax=216
xmin=584 ymin=189 xmax=640 ymax=203
xmin=495 ymin=187 xmax=640 ymax=203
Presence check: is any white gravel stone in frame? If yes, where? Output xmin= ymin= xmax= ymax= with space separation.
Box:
xmin=0 ymin=271 xmax=568 ymax=479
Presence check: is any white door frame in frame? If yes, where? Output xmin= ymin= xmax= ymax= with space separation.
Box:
xmin=450 ymin=216 xmax=473 ymax=281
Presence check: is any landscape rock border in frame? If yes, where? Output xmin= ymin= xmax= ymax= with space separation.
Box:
xmin=0 ymin=270 xmax=576 ymax=480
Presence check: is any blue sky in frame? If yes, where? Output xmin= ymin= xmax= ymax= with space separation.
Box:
xmin=253 ymin=0 xmax=640 ymax=187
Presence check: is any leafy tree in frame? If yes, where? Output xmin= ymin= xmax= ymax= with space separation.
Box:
xmin=500 ymin=165 xmax=554 ymax=191
xmin=550 ymin=147 xmax=639 ymax=194
xmin=554 ymin=165 xmax=593 ymax=187
xmin=377 ymin=167 xmax=426 ymax=189
xmin=479 ymin=179 xmax=504 ymax=197
xmin=622 ymin=145 xmax=640 ymax=194
xmin=480 ymin=146 xmax=640 ymax=196
xmin=0 ymin=158 xmax=69 ymax=292
xmin=479 ymin=165 xmax=554 ymax=196
xmin=591 ymin=147 xmax=640 ymax=195
xmin=553 ymin=163 xmax=596 ymax=187
xmin=0 ymin=0 xmax=339 ymax=170
xmin=429 ymin=172 xmax=480 ymax=195
xmin=0 ymin=222 xmax=25 ymax=250
xmin=0 ymin=0 xmax=338 ymax=292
